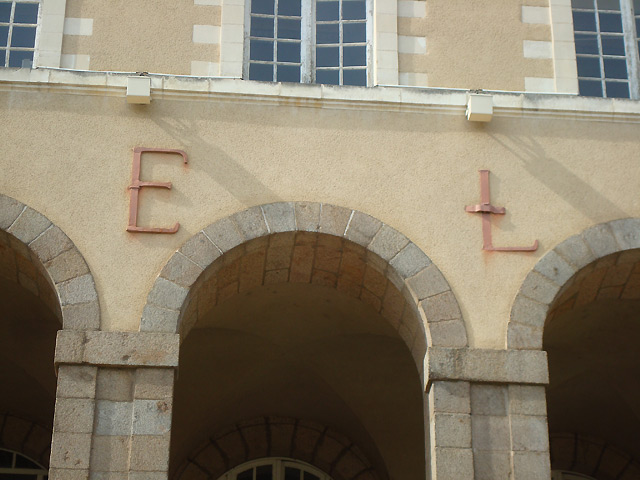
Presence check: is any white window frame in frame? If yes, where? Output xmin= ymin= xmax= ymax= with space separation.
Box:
xmin=571 ymin=0 xmax=640 ymax=98
xmin=242 ymin=0 xmax=373 ymax=86
xmin=0 ymin=448 xmax=48 ymax=479
xmin=216 ymin=457 xmax=333 ymax=480
xmin=0 ymin=0 xmax=41 ymax=68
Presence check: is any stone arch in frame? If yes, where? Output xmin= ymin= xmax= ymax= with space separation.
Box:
xmin=507 ymin=218 xmax=640 ymax=350
xmin=141 ymin=202 xmax=467 ymax=383
xmin=174 ymin=417 xmax=383 ymax=480
xmin=0 ymin=193 xmax=100 ymax=330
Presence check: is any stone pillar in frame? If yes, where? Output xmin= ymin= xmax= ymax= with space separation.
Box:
xmin=50 ymin=330 xmax=179 ymax=480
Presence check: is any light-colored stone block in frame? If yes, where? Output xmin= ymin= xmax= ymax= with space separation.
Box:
xmin=90 ymin=435 xmax=131 ymax=472
xmin=58 ymin=273 xmax=98 ymax=305
xmin=471 ymin=384 xmax=507 ymax=416
xmin=399 ymin=72 xmax=428 ymax=87
xmin=232 ymin=206 xmax=270 ymax=240
xmin=432 ymin=447 xmax=474 ymax=479
xmin=56 ymin=365 xmax=97 ymax=399
xmin=129 ymin=434 xmax=171 ymax=471
xmin=50 ymin=432 xmax=92 ymax=469
xmin=46 ymin=247 xmax=90 ymax=283
xmin=134 ymin=368 xmax=174 ymax=400
xmin=7 ymin=207 xmax=51 ymax=244
xmin=193 ymin=25 xmax=221 ymax=44
xmin=582 ymin=223 xmax=620 ymax=258
xmin=345 ymin=210 xmax=382 ymax=247
xmin=141 ymin=304 xmax=181 ymax=333
xmin=133 ymin=399 xmax=172 ymax=435
xmin=429 ymin=381 xmax=471 ymax=414
xmin=431 ymin=413 xmax=471 ymax=448
xmin=511 ymin=415 xmax=549 ymax=452
xmin=95 ymin=400 xmax=133 ymax=436
xmin=474 ymin=451 xmax=512 ymax=480
xmin=294 ymin=202 xmax=321 ymax=232
xmin=319 ymin=204 xmax=351 ymax=236
xmin=54 ymin=398 xmax=95 ymax=433
xmin=389 ymin=242 xmax=432 ymax=279
xmin=262 ymin=202 xmax=296 ymax=233
xmin=523 ymin=40 xmax=553 ymax=59
xmin=398 ymin=35 xmax=427 ymax=55
xmin=96 ymin=369 xmax=134 ymax=401
xmin=398 ymin=1 xmax=426 ymax=18
xmin=0 ymin=195 xmax=26 ymax=229
xmin=524 ymin=77 xmax=555 ymax=93
xmin=146 ymin=277 xmax=188 ymax=311
xmin=407 ymin=264 xmax=450 ymax=300
xmin=512 ymin=451 xmax=551 ymax=480
xmin=190 ymin=61 xmax=220 ymax=77
xmin=509 ymin=385 xmax=547 ymax=416
xmin=63 ymin=18 xmax=94 ymax=36
xmin=471 ymin=415 xmax=511 ymax=451
xmin=522 ymin=6 xmax=550 ymax=24
xmin=159 ymin=253 xmax=203 ymax=287
xmin=533 ymin=249 xmax=576 ymax=286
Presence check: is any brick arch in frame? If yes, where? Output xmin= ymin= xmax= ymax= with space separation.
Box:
xmin=507 ymin=218 xmax=640 ymax=350
xmin=141 ymin=202 xmax=468 ymax=382
xmin=173 ymin=417 xmax=384 ymax=480
xmin=0 ymin=194 xmax=100 ymax=330
xmin=0 ymin=412 xmax=52 ymax=468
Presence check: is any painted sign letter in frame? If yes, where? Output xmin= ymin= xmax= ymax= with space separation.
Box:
xmin=127 ymin=147 xmax=188 ymax=234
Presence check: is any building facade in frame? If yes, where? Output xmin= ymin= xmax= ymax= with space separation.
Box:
xmin=0 ymin=0 xmax=639 ymax=479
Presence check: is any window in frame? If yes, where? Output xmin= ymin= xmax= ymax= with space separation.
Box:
xmin=0 ymin=0 xmax=39 ymax=68
xmin=244 ymin=0 xmax=370 ymax=86
xmin=217 ymin=458 xmax=332 ymax=480
xmin=0 ymin=448 xmax=48 ymax=479
xmin=572 ymin=0 xmax=640 ymax=98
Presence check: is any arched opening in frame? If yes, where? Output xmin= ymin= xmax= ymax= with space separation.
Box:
xmin=0 ymin=226 xmax=61 ymax=473
xmin=169 ymin=231 xmax=428 ymax=480
xmin=544 ymin=249 xmax=640 ymax=479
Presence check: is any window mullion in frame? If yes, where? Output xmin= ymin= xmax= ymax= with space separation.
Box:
xmin=621 ymin=0 xmax=640 ymax=98
xmin=301 ymin=0 xmax=313 ymax=83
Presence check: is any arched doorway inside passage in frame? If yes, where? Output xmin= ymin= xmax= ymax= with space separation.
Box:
xmin=0 ymin=193 xmax=100 ymax=474
xmin=139 ymin=202 xmax=468 ymax=480
xmin=509 ymin=218 xmax=640 ymax=480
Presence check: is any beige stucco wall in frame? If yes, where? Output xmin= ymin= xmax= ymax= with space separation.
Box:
xmin=62 ymin=0 xmax=221 ymax=74
xmin=0 ymin=80 xmax=638 ymax=349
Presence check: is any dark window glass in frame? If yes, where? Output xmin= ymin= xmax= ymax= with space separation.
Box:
xmin=601 ymin=35 xmax=625 ymax=55
xmin=603 ymin=56 xmax=627 ymax=78
xmin=575 ymin=33 xmax=599 ymax=54
xmin=635 ymin=0 xmax=640 ymax=9
xmin=0 ymin=25 xmax=8 ymax=47
xmin=316 ymin=68 xmax=339 ymax=84
xmin=277 ymin=64 xmax=300 ymax=82
xmin=316 ymin=46 xmax=338 ymax=66
xmin=250 ymin=39 xmax=274 ymax=61
xmin=304 ymin=472 xmax=320 ymax=480
xmin=573 ymin=11 xmax=597 ymax=31
xmin=636 ymin=17 xmax=640 ymax=34
xmin=251 ymin=16 xmax=274 ymax=38
xmin=572 ymin=0 xmax=594 ymax=7
xmin=579 ymin=78 xmax=603 ymax=95
xmin=343 ymin=22 xmax=365 ymax=43
xmin=285 ymin=467 xmax=301 ymax=480
xmin=13 ymin=2 xmax=38 ymax=23
xmin=278 ymin=18 xmax=301 ymax=39
xmin=255 ymin=465 xmax=273 ymax=480
xmin=316 ymin=23 xmax=339 ymax=43
xmin=343 ymin=45 xmax=366 ymax=66
xmin=14 ymin=454 xmax=40 ymax=469
xmin=577 ymin=56 xmax=602 ymax=77
xmin=599 ymin=12 xmax=623 ymax=32
xmin=343 ymin=68 xmax=366 ymax=85
xmin=11 ymin=25 xmax=35 ymax=47
xmin=252 ymin=0 xmax=274 ymax=15
xmin=598 ymin=0 xmax=620 ymax=9
xmin=250 ymin=62 xmax=273 ymax=81
xmin=8 ymin=49 xmax=32 ymax=67
xmin=0 ymin=49 xmax=4 ymax=66
xmin=0 ymin=2 xmax=11 ymax=22
xmin=0 ymin=450 xmax=12 ymax=468
xmin=277 ymin=41 xmax=300 ymax=62
xmin=237 ymin=468 xmax=254 ymax=480
xmin=606 ymin=80 xmax=629 ymax=97
xmin=317 ymin=1 xmax=339 ymax=21
xmin=343 ymin=0 xmax=366 ymax=20
xmin=278 ymin=0 xmax=301 ymax=16
xmin=0 ymin=474 xmax=38 ymax=479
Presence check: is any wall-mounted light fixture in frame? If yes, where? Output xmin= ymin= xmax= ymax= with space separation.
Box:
xmin=126 ymin=74 xmax=151 ymax=104
xmin=466 ymin=92 xmax=493 ymax=122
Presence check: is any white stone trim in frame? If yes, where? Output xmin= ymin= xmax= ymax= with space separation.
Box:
xmin=398 ymin=35 xmax=426 ymax=55
xmin=190 ymin=60 xmax=220 ymax=76
xmin=549 ymin=0 xmax=578 ymax=94
xmin=36 ymin=0 xmax=66 ymax=68
xmin=219 ymin=0 xmax=244 ymax=77
xmin=60 ymin=54 xmax=90 ymax=69
xmin=524 ymin=77 xmax=555 ymax=93
xmin=63 ymin=17 xmax=93 ymax=36
xmin=523 ymin=40 xmax=552 ymax=59
xmin=398 ymin=1 xmax=426 ymax=18
xmin=374 ymin=0 xmax=399 ymax=85
xmin=194 ymin=0 xmax=221 ymax=4
xmin=399 ymin=72 xmax=428 ymax=87
xmin=522 ymin=6 xmax=550 ymax=25
xmin=192 ymin=25 xmax=220 ymax=44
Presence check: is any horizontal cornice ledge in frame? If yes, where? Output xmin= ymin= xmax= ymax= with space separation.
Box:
xmin=426 ymin=347 xmax=549 ymax=386
xmin=0 ymin=68 xmax=639 ymax=122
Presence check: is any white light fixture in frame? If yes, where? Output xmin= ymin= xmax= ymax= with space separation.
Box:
xmin=466 ymin=92 xmax=493 ymax=122
xmin=126 ymin=75 xmax=151 ymax=104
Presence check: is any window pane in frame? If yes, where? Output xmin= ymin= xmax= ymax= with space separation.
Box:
xmin=579 ymin=79 xmax=603 ymax=96
xmin=250 ymin=39 xmax=274 ymax=61
xmin=11 ymin=25 xmax=36 ymax=47
xmin=598 ymin=0 xmax=620 ymax=10
xmin=316 ymin=23 xmax=339 ymax=43
xmin=316 ymin=68 xmax=339 ymax=84
xmin=343 ymin=0 xmax=366 ymax=20
xmin=599 ymin=12 xmax=622 ymax=32
xmin=575 ymin=33 xmax=599 ymax=54
xmin=251 ymin=16 xmax=274 ymax=38
xmin=601 ymin=35 xmax=625 ymax=55
xmin=0 ymin=49 xmax=5 ymax=66
xmin=278 ymin=0 xmax=301 ymax=16
xmin=0 ymin=2 xmax=11 ymax=22
xmin=343 ymin=68 xmax=366 ymax=85
xmin=343 ymin=22 xmax=366 ymax=43
xmin=573 ymin=11 xmax=597 ymax=31
xmin=343 ymin=45 xmax=366 ymax=66
xmin=277 ymin=41 xmax=300 ymax=62
xmin=304 ymin=472 xmax=320 ymax=480
xmin=603 ymin=56 xmax=627 ymax=78
xmin=577 ymin=56 xmax=602 ymax=77
xmin=317 ymin=1 xmax=338 ymax=21
xmin=0 ymin=450 xmax=12 ymax=468
xmin=256 ymin=465 xmax=273 ymax=480
xmin=14 ymin=454 xmax=40 ymax=469
xmin=285 ymin=467 xmax=301 ymax=480
xmin=606 ymin=81 xmax=629 ymax=97
xmin=635 ymin=0 xmax=640 ymax=10
xmin=250 ymin=62 xmax=274 ymax=81
xmin=8 ymin=49 xmax=32 ymax=67
xmin=636 ymin=18 xmax=640 ymax=34
xmin=278 ymin=18 xmax=301 ymax=39
xmin=0 ymin=25 xmax=8 ymax=47
xmin=572 ymin=0 xmax=594 ymax=7
xmin=252 ymin=0 xmax=274 ymax=15
xmin=14 ymin=2 xmax=38 ymax=23
xmin=316 ymin=46 xmax=338 ymax=66
xmin=237 ymin=469 xmax=254 ymax=480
